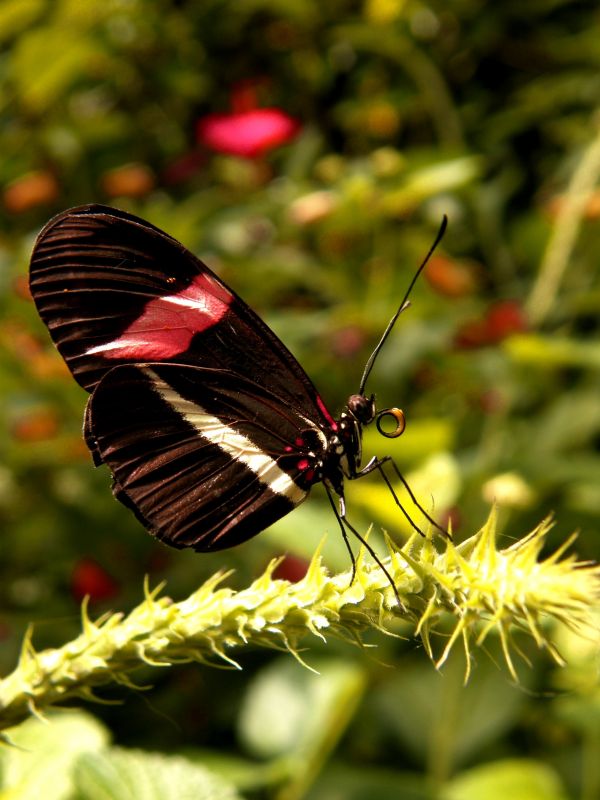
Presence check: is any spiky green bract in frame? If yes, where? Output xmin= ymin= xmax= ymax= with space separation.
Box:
xmin=0 ymin=510 xmax=598 ymax=732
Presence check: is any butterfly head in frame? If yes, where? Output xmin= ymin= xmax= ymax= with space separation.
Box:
xmin=345 ymin=393 xmax=405 ymax=437
xmin=346 ymin=393 xmax=376 ymax=425
xmin=329 ymin=393 xmax=405 ymax=485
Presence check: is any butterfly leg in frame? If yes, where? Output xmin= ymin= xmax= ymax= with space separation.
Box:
xmin=355 ymin=456 xmax=451 ymax=540
xmin=324 ymin=485 xmax=403 ymax=608
xmin=324 ymin=486 xmax=357 ymax=584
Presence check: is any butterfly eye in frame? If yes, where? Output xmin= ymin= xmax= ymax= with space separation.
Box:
xmin=375 ymin=407 xmax=406 ymax=439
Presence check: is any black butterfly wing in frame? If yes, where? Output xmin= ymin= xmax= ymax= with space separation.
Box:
xmin=29 ymin=204 xmax=341 ymax=549
xmin=29 ymin=204 xmax=338 ymax=430
xmin=87 ymin=363 xmax=326 ymax=551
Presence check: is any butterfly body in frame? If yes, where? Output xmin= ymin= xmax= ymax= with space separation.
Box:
xmin=29 ymin=205 xmax=385 ymax=553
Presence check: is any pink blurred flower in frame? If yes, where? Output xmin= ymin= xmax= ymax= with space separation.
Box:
xmin=197 ymin=107 xmax=300 ymax=159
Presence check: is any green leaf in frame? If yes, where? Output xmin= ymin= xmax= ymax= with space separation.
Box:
xmin=181 ymin=750 xmax=285 ymax=793
xmin=349 ymin=452 xmax=461 ymax=535
xmin=238 ymin=657 xmax=367 ymax=761
xmin=362 ymin=418 xmax=456 ymax=467
xmin=263 ymin=499 xmax=353 ymax=570
xmin=504 ymin=334 xmax=600 ymax=370
xmin=237 ymin=656 xmax=367 ymax=797
xmin=442 ymin=759 xmax=569 ymax=800
xmin=306 ymin=763 xmax=436 ymax=800
xmin=0 ymin=711 xmax=109 ymax=800
xmin=380 ymin=156 xmax=483 ymax=214
xmin=0 ymin=0 xmax=44 ymax=45
xmin=73 ymin=748 xmax=241 ymax=800
xmin=371 ymin=646 xmax=530 ymax=771
xmin=11 ymin=27 xmax=103 ymax=111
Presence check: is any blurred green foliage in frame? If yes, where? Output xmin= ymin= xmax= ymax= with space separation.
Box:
xmin=0 ymin=1 xmax=599 ymax=798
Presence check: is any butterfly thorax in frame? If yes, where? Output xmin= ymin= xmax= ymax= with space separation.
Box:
xmin=318 ymin=393 xmax=376 ymax=495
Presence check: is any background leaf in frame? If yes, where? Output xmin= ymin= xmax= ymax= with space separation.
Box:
xmin=0 ymin=712 xmax=109 ymax=800
xmin=73 ymin=747 xmax=241 ymax=800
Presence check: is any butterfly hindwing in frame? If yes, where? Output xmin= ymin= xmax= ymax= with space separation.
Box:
xmin=87 ymin=363 xmax=325 ymax=550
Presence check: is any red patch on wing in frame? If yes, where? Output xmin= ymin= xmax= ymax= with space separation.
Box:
xmin=316 ymin=395 xmax=337 ymax=430
xmin=91 ymin=273 xmax=233 ymax=359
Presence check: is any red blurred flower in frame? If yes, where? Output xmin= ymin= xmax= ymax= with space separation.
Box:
xmin=197 ymin=108 xmax=300 ymax=159
xmin=439 ymin=506 xmax=461 ymax=534
xmin=454 ymin=300 xmax=528 ymax=349
xmin=3 ymin=170 xmax=59 ymax=213
xmin=0 ymin=322 xmax=71 ymax=381
xmin=100 ymin=163 xmax=155 ymax=198
xmin=162 ymin=150 xmax=206 ymax=185
xmin=454 ymin=318 xmax=490 ymax=349
xmin=229 ymin=77 xmax=268 ymax=114
xmin=486 ymin=300 xmax=528 ymax=342
xmin=11 ymin=408 xmax=59 ymax=442
xmin=545 ymin=189 xmax=600 ymax=220
xmin=71 ymin=558 xmax=119 ymax=603
xmin=479 ymin=389 xmax=507 ymax=414
xmin=272 ymin=553 xmax=310 ymax=583
xmin=12 ymin=275 xmax=32 ymax=301
xmin=425 ymin=255 xmax=479 ymax=298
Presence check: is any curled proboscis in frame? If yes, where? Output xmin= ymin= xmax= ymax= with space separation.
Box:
xmin=375 ymin=407 xmax=406 ymax=438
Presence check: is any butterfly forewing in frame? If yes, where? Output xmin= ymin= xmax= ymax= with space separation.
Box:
xmin=29 ymin=205 xmax=337 ymax=424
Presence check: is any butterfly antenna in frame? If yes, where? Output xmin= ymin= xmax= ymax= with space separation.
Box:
xmin=358 ymin=215 xmax=448 ymax=396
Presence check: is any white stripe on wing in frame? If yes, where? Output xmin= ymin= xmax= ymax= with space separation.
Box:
xmin=144 ymin=367 xmax=307 ymax=505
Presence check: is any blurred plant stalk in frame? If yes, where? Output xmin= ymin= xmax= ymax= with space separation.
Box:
xmin=527 ymin=113 xmax=600 ymax=325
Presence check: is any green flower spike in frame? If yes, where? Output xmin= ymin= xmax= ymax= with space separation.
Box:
xmin=0 ymin=509 xmax=598 ymax=733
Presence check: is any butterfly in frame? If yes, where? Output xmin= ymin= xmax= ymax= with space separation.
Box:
xmin=29 ymin=205 xmax=447 ymax=592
